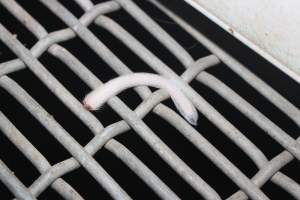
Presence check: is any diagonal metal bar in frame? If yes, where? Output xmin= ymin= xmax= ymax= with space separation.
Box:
xmin=0 ymin=83 xmax=84 ymax=199
xmin=94 ymin=15 xmax=300 ymax=166
xmin=0 ymin=24 xmax=132 ymax=200
xmin=0 ymin=0 xmax=299 ymax=199
xmin=36 ymin=1 xmax=224 ymax=199
xmin=0 ymin=74 xmax=180 ymax=200
xmin=0 ymin=155 xmax=36 ymax=200
xmin=148 ymin=0 xmax=300 ymax=128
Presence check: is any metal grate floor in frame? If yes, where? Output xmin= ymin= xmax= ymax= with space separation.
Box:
xmin=0 ymin=0 xmax=299 ymax=199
